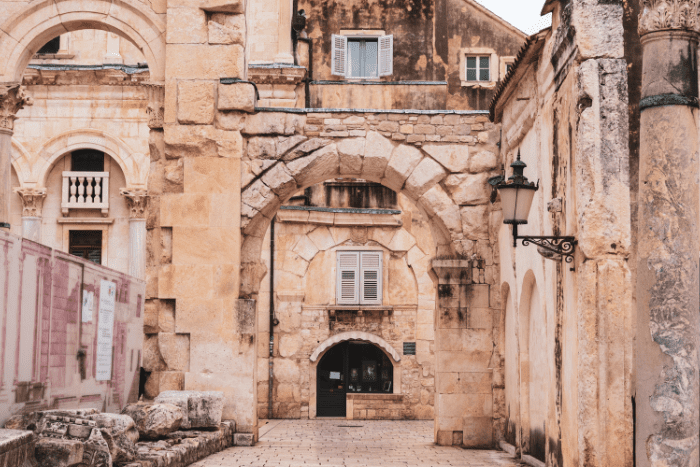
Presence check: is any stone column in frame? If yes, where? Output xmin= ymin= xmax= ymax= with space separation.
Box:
xmin=13 ymin=188 xmax=46 ymax=243
xmin=275 ymin=0 xmax=294 ymax=64
xmin=637 ymin=2 xmax=700 ymax=465
xmin=121 ymin=188 xmax=149 ymax=280
xmin=0 ymin=84 xmax=32 ymax=231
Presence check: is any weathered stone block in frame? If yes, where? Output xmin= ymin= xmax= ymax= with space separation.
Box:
xmin=362 ymin=131 xmax=393 ymax=179
xmin=158 ymin=333 xmax=191 ymax=371
xmin=234 ymin=433 xmax=254 ymax=446
xmin=122 ymin=403 xmax=184 ymax=440
xmin=404 ymin=157 xmax=447 ymax=199
xmin=187 ymin=391 xmax=225 ymax=428
xmin=34 ymin=437 xmax=84 ymax=467
xmin=423 ymin=144 xmax=469 ymax=173
xmin=218 ymin=83 xmax=256 ymax=113
xmin=167 ymin=7 xmax=207 ymax=44
xmin=89 ymin=413 xmax=139 ymax=464
xmin=383 ymin=144 xmax=423 ymax=191
xmin=166 ymin=44 xmax=244 ymax=80
xmin=287 ymin=144 xmax=339 ymax=187
xmin=200 ymin=0 xmax=245 ymax=13
xmin=177 ymin=81 xmax=216 ymax=125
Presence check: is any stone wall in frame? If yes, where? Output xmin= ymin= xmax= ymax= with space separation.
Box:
xmin=255 ymin=194 xmax=437 ymax=421
xmin=0 ymin=229 xmax=145 ymax=426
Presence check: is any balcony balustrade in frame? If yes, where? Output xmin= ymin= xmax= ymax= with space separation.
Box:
xmin=61 ymin=171 xmax=110 ymax=216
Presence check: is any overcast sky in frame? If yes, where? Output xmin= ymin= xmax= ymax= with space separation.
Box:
xmin=474 ymin=0 xmax=552 ymax=35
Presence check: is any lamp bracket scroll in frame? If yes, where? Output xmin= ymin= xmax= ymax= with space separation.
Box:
xmin=511 ymin=224 xmax=577 ymax=263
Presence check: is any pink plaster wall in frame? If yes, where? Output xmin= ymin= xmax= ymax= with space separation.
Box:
xmin=0 ymin=229 xmax=144 ymax=424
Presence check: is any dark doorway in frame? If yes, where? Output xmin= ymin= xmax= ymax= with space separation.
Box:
xmin=316 ymin=341 xmax=393 ymax=417
xmin=69 ymin=230 xmax=103 ymax=264
xmin=71 ymin=149 xmax=105 ymax=172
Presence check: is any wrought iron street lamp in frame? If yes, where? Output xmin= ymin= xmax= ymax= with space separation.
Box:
xmin=494 ymin=150 xmax=576 ymax=263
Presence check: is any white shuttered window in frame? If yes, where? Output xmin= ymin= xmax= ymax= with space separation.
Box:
xmin=336 ymin=251 xmax=383 ymax=305
xmin=331 ymin=34 xmax=393 ymax=78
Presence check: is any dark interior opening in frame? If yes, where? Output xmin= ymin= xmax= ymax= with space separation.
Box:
xmin=69 ymin=230 xmax=103 ymax=264
xmin=71 ymin=149 xmax=105 ymax=172
xmin=316 ymin=341 xmax=394 ymax=417
xmin=37 ymin=36 xmax=60 ymax=55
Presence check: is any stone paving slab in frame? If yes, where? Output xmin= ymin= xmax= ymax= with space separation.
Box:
xmin=191 ymin=420 xmax=522 ymax=467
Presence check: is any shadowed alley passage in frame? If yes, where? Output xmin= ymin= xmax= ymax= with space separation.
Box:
xmin=192 ymin=420 xmax=521 ymax=466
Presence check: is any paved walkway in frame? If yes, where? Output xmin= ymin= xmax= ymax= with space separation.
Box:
xmin=192 ymin=420 xmax=522 ymax=466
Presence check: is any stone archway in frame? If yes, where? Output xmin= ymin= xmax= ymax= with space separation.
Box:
xmin=34 ymin=128 xmax=146 ymax=189
xmin=0 ymin=0 xmax=166 ymax=83
xmin=310 ymin=331 xmax=402 ymax=363
xmin=239 ymin=128 xmax=487 ymax=297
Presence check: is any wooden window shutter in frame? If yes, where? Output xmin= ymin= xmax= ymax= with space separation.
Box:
xmin=336 ymin=252 xmax=359 ymax=304
xmin=360 ymin=251 xmax=382 ymax=305
xmin=378 ymin=35 xmax=393 ymax=77
xmin=331 ymin=34 xmax=348 ymax=77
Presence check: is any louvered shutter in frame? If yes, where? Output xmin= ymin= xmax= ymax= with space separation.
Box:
xmin=336 ymin=252 xmax=359 ymax=304
xmin=378 ymin=35 xmax=393 ymax=77
xmin=360 ymin=251 xmax=382 ymax=305
xmin=331 ymin=34 xmax=348 ymax=77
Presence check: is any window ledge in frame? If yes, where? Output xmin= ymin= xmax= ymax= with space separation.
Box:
xmin=328 ymin=306 xmax=393 ymax=312
xmin=32 ymin=53 xmax=76 ymax=60
xmin=346 ymin=393 xmax=403 ymax=401
xmin=461 ymin=80 xmax=497 ymax=89
xmin=57 ymin=218 xmax=114 ymax=224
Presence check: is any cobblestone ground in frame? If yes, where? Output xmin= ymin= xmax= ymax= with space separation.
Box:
xmin=192 ymin=420 xmax=522 ymax=466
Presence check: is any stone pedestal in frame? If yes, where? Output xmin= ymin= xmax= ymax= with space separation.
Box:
xmin=637 ymin=5 xmax=700 ymax=465
xmin=0 ymin=84 xmax=32 ymax=231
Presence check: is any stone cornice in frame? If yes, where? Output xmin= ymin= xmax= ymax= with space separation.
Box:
xmin=120 ymin=188 xmax=149 ymax=219
xmin=0 ymin=84 xmax=33 ymax=131
xmin=13 ymin=188 xmax=46 ymax=217
xmin=639 ymin=0 xmax=700 ymax=36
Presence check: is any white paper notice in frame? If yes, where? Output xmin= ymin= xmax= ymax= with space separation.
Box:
xmin=81 ymin=290 xmax=94 ymax=323
xmin=96 ymin=280 xmax=116 ymax=381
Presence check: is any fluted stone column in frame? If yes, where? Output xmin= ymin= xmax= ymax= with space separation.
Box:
xmin=121 ymin=188 xmax=148 ymax=280
xmin=637 ymin=2 xmax=700 ymax=465
xmin=13 ymin=188 xmax=46 ymax=243
xmin=0 ymin=84 xmax=32 ymax=231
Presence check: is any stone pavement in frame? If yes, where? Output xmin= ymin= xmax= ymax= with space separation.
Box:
xmin=192 ymin=420 xmax=522 ymax=466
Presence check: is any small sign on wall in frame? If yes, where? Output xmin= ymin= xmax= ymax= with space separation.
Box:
xmin=403 ymin=342 xmax=416 ymax=355
xmin=96 ymin=280 xmax=116 ymax=381
xmin=81 ymin=290 xmax=94 ymax=323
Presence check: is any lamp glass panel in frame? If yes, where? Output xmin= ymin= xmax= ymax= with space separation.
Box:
xmin=499 ymin=187 xmax=518 ymax=222
xmin=514 ymin=188 xmax=536 ymax=223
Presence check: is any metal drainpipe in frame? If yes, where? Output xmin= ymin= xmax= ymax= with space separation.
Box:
xmin=268 ymin=216 xmax=275 ymax=419
xmin=292 ymin=0 xmax=312 ymax=108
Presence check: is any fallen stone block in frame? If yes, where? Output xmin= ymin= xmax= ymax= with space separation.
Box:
xmin=122 ymin=403 xmax=184 ymax=440
xmin=234 ymin=433 xmax=254 ymax=446
xmin=88 ymin=413 xmax=139 ymax=464
xmin=155 ymin=391 xmax=224 ymax=429
xmin=35 ymin=437 xmax=84 ymax=467
xmin=0 ymin=428 xmax=35 ymax=467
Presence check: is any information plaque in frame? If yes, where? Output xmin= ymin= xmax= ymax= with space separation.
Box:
xmin=96 ymin=280 xmax=116 ymax=381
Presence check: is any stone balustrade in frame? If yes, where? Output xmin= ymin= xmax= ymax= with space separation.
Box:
xmin=61 ymin=171 xmax=110 ymax=216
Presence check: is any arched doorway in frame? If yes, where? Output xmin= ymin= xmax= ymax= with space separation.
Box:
xmin=316 ymin=341 xmax=394 ymax=417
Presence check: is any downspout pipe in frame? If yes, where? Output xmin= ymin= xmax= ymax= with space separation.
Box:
xmin=292 ymin=0 xmax=312 ymax=108
xmin=268 ymin=216 xmax=275 ymax=419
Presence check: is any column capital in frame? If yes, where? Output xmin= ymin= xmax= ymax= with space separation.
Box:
xmin=0 ymin=84 xmax=33 ymax=132
xmin=120 ymin=188 xmax=149 ymax=219
xmin=639 ymin=0 xmax=700 ymax=36
xmin=13 ymin=187 xmax=46 ymax=217
xmin=143 ymin=82 xmax=165 ymax=130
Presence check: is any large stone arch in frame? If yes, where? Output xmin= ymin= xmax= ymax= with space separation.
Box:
xmin=239 ymin=130 xmax=475 ymax=297
xmin=310 ymin=331 xmax=401 ymax=363
xmin=0 ymin=0 xmax=166 ymax=82
xmin=34 ymin=129 xmax=146 ymax=188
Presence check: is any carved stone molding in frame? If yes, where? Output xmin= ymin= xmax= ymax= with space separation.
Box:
xmin=143 ymin=82 xmax=164 ymax=129
xmin=120 ymin=188 xmax=149 ymax=219
xmin=13 ymin=188 xmax=46 ymax=217
xmin=0 ymin=84 xmax=33 ymax=131
xmin=639 ymin=0 xmax=700 ymax=36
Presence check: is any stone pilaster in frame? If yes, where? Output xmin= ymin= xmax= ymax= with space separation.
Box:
xmin=121 ymin=188 xmax=148 ymax=280
xmin=637 ymin=2 xmax=700 ymax=465
xmin=13 ymin=187 xmax=46 ymax=243
xmin=144 ymin=83 xmax=165 ymax=131
xmin=0 ymin=84 xmax=32 ymax=230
